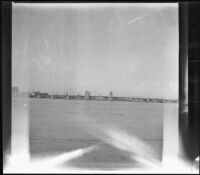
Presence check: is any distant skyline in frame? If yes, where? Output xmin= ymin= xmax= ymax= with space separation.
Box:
xmin=12 ymin=3 xmax=178 ymax=99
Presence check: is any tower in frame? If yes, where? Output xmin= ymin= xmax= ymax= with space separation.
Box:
xmin=108 ymin=91 xmax=113 ymax=101
xmin=84 ymin=91 xmax=90 ymax=100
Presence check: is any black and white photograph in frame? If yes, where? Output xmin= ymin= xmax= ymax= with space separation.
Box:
xmin=2 ymin=2 xmax=199 ymax=174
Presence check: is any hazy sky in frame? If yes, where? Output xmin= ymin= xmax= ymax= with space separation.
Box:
xmin=12 ymin=3 xmax=178 ymax=99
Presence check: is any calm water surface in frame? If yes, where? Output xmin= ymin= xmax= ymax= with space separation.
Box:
xmin=14 ymin=98 xmax=178 ymax=169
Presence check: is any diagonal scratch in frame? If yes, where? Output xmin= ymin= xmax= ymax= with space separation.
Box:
xmin=128 ymin=14 xmax=149 ymax=25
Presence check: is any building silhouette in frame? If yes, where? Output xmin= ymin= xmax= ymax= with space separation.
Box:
xmin=84 ymin=91 xmax=90 ymax=100
xmin=108 ymin=91 xmax=113 ymax=101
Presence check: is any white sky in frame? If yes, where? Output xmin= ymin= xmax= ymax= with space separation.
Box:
xmin=12 ymin=3 xmax=178 ymax=99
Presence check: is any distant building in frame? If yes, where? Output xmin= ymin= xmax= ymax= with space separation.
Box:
xmin=84 ymin=91 xmax=90 ymax=100
xmin=30 ymin=91 xmax=40 ymax=98
xmin=39 ymin=93 xmax=49 ymax=98
xmin=30 ymin=91 xmax=49 ymax=98
xmin=74 ymin=95 xmax=84 ymax=100
xmin=133 ymin=98 xmax=144 ymax=102
xmin=52 ymin=94 xmax=60 ymax=99
xmin=108 ymin=91 xmax=113 ymax=101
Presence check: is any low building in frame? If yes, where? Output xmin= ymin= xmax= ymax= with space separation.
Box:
xmin=30 ymin=91 xmax=49 ymax=98
xmin=74 ymin=95 xmax=84 ymax=100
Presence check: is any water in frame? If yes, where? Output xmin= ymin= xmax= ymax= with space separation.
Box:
xmin=13 ymin=98 xmax=178 ymax=169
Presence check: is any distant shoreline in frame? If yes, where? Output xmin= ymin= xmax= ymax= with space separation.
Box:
xmin=12 ymin=93 xmax=178 ymax=103
xmin=30 ymin=97 xmax=178 ymax=103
